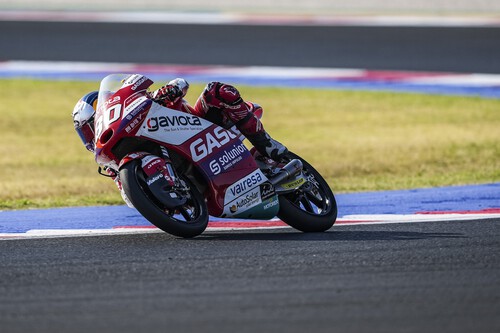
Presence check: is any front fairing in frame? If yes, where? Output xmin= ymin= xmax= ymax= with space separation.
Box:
xmin=94 ymin=74 xmax=154 ymax=168
xmin=95 ymin=74 xmax=153 ymax=119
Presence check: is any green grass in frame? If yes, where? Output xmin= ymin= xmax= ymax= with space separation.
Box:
xmin=1 ymin=78 xmax=499 ymax=210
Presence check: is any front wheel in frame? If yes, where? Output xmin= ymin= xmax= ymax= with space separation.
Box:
xmin=120 ymin=160 xmax=209 ymax=238
xmin=277 ymin=152 xmax=337 ymax=232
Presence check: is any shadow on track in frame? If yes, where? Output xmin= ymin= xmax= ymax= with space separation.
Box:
xmin=196 ymin=230 xmax=466 ymax=242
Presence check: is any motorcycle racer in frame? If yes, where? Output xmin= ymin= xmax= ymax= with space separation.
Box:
xmin=72 ymin=76 xmax=288 ymax=160
xmin=72 ymin=76 xmax=288 ymax=206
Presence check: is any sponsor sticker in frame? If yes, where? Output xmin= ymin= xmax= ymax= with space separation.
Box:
xmin=259 ymin=182 xmax=276 ymax=201
xmin=146 ymin=115 xmax=203 ymax=132
xmin=189 ymin=127 xmax=238 ymax=162
xmin=124 ymin=96 xmax=149 ymax=118
xmin=228 ymin=189 xmax=261 ymax=214
xmin=227 ymin=170 xmax=265 ymax=198
xmin=124 ymin=112 xmax=145 ymax=133
xmin=281 ymin=177 xmax=306 ymax=190
xmin=141 ymin=156 xmax=163 ymax=176
xmin=223 ymin=169 xmax=268 ymax=205
xmin=131 ymin=76 xmax=147 ymax=91
xmin=138 ymin=105 xmax=211 ymax=146
xmin=207 ymin=142 xmax=247 ymax=175
xmin=263 ymin=198 xmax=279 ymax=210
xmin=122 ymin=74 xmax=149 ymax=91
xmin=146 ymin=173 xmax=164 ymax=186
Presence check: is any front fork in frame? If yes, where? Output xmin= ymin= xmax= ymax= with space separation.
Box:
xmin=120 ymin=149 xmax=187 ymax=209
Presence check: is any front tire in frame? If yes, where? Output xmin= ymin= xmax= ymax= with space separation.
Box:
xmin=120 ymin=160 xmax=208 ymax=238
xmin=277 ymin=152 xmax=337 ymax=232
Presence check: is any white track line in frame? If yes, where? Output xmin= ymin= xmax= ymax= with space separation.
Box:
xmin=1 ymin=213 xmax=498 ymax=240
xmin=3 ymin=60 xmax=500 ymax=88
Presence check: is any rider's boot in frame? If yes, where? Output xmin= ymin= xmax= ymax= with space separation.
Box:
xmin=245 ymin=127 xmax=288 ymax=161
xmin=234 ymin=103 xmax=288 ymax=161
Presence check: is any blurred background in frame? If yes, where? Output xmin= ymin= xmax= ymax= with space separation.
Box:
xmin=2 ymin=0 xmax=500 ymax=14
xmin=1 ymin=0 xmax=500 ymax=73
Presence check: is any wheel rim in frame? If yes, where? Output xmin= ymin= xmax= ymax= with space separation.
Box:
xmin=281 ymin=162 xmax=334 ymax=217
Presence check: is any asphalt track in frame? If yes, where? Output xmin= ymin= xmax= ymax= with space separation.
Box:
xmin=1 ymin=19 xmax=500 ymax=333
xmin=1 ymin=21 xmax=500 ymax=73
xmin=1 ymin=220 xmax=499 ymax=333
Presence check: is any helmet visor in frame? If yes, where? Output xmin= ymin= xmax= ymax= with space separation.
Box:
xmin=76 ymin=122 xmax=95 ymax=152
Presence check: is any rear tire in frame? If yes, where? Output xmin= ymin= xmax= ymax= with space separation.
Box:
xmin=277 ymin=152 xmax=337 ymax=232
xmin=120 ymin=160 xmax=208 ymax=238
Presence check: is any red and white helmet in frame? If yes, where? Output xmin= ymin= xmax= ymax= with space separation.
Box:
xmin=72 ymin=91 xmax=98 ymax=152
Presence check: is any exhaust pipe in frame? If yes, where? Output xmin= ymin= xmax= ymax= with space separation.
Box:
xmin=269 ymin=159 xmax=303 ymax=186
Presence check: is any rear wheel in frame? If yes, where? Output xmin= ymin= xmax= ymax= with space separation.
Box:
xmin=120 ymin=160 xmax=208 ymax=238
xmin=277 ymin=152 xmax=337 ymax=232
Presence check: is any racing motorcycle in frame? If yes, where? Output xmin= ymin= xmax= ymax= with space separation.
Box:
xmin=94 ymin=74 xmax=337 ymax=238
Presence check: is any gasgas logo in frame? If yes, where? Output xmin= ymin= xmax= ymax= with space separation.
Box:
xmin=147 ymin=115 xmax=202 ymax=132
xmin=189 ymin=127 xmax=238 ymax=162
